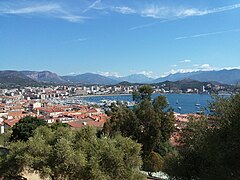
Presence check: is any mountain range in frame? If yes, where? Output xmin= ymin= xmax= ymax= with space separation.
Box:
xmin=0 ymin=69 xmax=240 ymax=87
xmin=153 ymin=69 xmax=240 ymax=85
xmin=0 ymin=71 xmax=40 ymax=87
xmin=109 ymin=74 xmax=154 ymax=83
xmin=21 ymin=71 xmax=65 ymax=83
xmin=62 ymin=73 xmax=119 ymax=85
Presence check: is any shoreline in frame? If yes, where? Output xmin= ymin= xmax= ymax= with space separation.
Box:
xmin=71 ymin=92 xmax=211 ymax=98
xmin=72 ymin=93 xmax=132 ymax=98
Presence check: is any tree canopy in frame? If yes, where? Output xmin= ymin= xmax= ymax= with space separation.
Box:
xmin=103 ymin=85 xmax=175 ymax=173
xmin=164 ymin=94 xmax=240 ymax=179
xmin=0 ymin=126 xmax=145 ymax=180
xmin=10 ymin=116 xmax=48 ymax=142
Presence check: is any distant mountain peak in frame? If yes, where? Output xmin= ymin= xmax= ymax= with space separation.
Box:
xmin=154 ymin=69 xmax=240 ymax=85
xmin=61 ymin=73 xmax=119 ymax=85
xmin=0 ymin=70 xmax=40 ymax=87
xmin=21 ymin=70 xmax=65 ymax=83
xmin=109 ymin=73 xmax=154 ymax=83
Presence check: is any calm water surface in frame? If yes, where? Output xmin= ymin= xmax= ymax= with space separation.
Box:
xmin=81 ymin=93 xmax=213 ymax=114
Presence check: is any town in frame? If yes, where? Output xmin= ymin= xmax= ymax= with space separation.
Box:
xmin=0 ymin=82 xmax=232 ymax=135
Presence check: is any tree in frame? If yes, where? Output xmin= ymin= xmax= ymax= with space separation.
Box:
xmin=104 ymin=85 xmax=175 ymax=173
xmin=103 ymin=103 xmax=140 ymax=140
xmin=164 ymin=94 xmax=240 ymax=179
xmin=133 ymin=85 xmax=154 ymax=103
xmin=142 ymin=151 xmax=164 ymax=176
xmin=50 ymin=121 xmax=69 ymax=130
xmin=10 ymin=116 xmax=47 ymax=142
xmin=1 ymin=126 xmax=146 ymax=180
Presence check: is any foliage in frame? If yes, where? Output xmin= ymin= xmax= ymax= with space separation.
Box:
xmin=164 ymin=94 xmax=240 ymax=179
xmin=0 ymin=141 xmax=27 ymax=177
xmin=133 ymin=85 xmax=154 ymax=103
xmin=0 ymin=126 xmax=145 ymax=180
xmin=142 ymin=151 xmax=163 ymax=175
xmin=10 ymin=116 xmax=47 ymax=142
xmin=104 ymin=85 xmax=175 ymax=173
xmin=50 ymin=121 xmax=69 ymax=130
xmin=0 ymin=129 xmax=11 ymax=147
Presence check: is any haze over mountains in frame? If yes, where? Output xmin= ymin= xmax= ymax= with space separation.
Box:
xmin=109 ymin=74 xmax=154 ymax=83
xmin=0 ymin=69 xmax=240 ymax=86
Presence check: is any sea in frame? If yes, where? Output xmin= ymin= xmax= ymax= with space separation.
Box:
xmin=80 ymin=93 xmax=213 ymax=114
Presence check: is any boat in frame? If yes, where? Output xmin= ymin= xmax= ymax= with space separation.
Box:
xmin=178 ymin=106 xmax=182 ymax=111
xmin=196 ymin=110 xmax=204 ymax=115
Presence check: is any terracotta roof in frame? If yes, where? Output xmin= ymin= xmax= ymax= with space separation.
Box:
xmin=11 ymin=106 xmax=24 ymax=110
xmin=4 ymin=119 xmax=20 ymax=127
xmin=0 ymin=103 xmax=6 ymax=107
xmin=66 ymin=117 xmax=105 ymax=129
xmin=37 ymin=107 xmax=64 ymax=113
xmin=8 ymin=111 xmax=23 ymax=117
xmin=88 ymin=109 xmax=98 ymax=113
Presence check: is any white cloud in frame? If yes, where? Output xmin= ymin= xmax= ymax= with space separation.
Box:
xmin=67 ymin=72 xmax=79 ymax=75
xmin=136 ymin=71 xmax=154 ymax=78
xmin=82 ymin=0 xmax=101 ymax=13
xmin=129 ymin=22 xmax=158 ymax=31
xmin=2 ymin=2 xmax=240 ymax=24
xmin=206 ymin=3 xmax=240 ymax=14
xmin=176 ymin=8 xmax=206 ymax=17
xmin=1 ymin=4 xmax=60 ymax=14
xmin=129 ymin=70 xmax=157 ymax=78
xmin=171 ymin=64 xmax=177 ymax=67
xmin=180 ymin=59 xmax=191 ymax=63
xmin=100 ymin=71 xmax=121 ymax=77
xmin=127 ymin=3 xmax=240 ymax=30
xmin=112 ymin=6 xmax=136 ymax=14
xmin=200 ymin=64 xmax=211 ymax=69
xmin=161 ymin=64 xmax=217 ymax=77
xmin=0 ymin=3 xmax=89 ymax=22
xmin=176 ymin=28 xmax=240 ymax=40
xmin=221 ymin=66 xmax=240 ymax=70
xmin=140 ymin=3 xmax=240 ymax=20
xmin=141 ymin=6 xmax=168 ymax=19
xmin=59 ymin=15 xmax=89 ymax=22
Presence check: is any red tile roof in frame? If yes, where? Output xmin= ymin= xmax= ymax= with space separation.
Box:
xmin=66 ymin=117 xmax=106 ymax=129
xmin=4 ymin=119 xmax=20 ymax=127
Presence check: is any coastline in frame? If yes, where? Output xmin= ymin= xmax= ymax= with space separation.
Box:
xmin=72 ymin=92 xmax=210 ymax=98
xmin=53 ymin=93 xmax=212 ymax=114
xmin=73 ymin=93 xmax=132 ymax=98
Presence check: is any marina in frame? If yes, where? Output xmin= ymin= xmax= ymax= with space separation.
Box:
xmin=48 ymin=93 xmax=213 ymax=114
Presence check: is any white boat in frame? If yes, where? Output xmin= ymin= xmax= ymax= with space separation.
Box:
xmin=196 ymin=110 xmax=204 ymax=114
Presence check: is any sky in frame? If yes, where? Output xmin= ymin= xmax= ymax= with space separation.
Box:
xmin=0 ymin=0 xmax=240 ymax=78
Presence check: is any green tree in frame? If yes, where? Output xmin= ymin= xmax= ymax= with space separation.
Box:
xmin=104 ymin=85 xmax=175 ymax=174
xmin=133 ymin=85 xmax=154 ymax=103
xmin=10 ymin=116 xmax=47 ymax=142
xmin=0 ymin=141 xmax=27 ymax=178
xmin=1 ymin=126 xmax=146 ymax=180
xmin=50 ymin=121 xmax=69 ymax=130
xmin=103 ymin=103 xmax=140 ymax=140
xmin=164 ymin=94 xmax=240 ymax=179
xmin=142 ymin=151 xmax=164 ymax=176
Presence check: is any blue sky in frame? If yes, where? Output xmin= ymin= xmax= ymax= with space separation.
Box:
xmin=1 ymin=0 xmax=240 ymax=78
